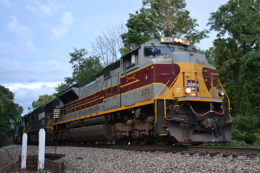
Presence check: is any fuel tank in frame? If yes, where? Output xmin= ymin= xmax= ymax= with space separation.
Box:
xmin=69 ymin=116 xmax=107 ymax=128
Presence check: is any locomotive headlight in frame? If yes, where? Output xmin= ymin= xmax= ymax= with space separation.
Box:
xmin=185 ymin=87 xmax=191 ymax=94
xmin=219 ymin=90 xmax=225 ymax=96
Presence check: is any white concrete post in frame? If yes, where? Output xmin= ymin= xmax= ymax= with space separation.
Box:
xmin=38 ymin=128 xmax=46 ymax=170
xmin=21 ymin=133 xmax=28 ymax=169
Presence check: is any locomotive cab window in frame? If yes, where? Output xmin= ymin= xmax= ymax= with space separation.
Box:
xmin=144 ymin=46 xmax=174 ymax=57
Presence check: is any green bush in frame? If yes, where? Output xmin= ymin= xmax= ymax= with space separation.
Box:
xmin=232 ymin=114 xmax=260 ymax=145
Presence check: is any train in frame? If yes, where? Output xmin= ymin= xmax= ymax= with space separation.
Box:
xmin=14 ymin=37 xmax=232 ymax=145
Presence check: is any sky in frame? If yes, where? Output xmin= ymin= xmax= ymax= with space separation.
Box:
xmin=0 ymin=0 xmax=228 ymax=115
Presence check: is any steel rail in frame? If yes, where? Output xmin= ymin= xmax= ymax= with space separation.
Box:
xmin=82 ymin=144 xmax=260 ymax=157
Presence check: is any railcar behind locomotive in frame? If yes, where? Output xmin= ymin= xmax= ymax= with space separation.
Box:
xmin=14 ymin=37 xmax=232 ymax=145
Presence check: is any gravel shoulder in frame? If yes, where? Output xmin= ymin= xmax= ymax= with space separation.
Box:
xmin=1 ymin=145 xmax=259 ymax=173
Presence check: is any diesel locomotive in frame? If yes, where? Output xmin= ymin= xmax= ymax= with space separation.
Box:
xmin=14 ymin=37 xmax=232 ymax=145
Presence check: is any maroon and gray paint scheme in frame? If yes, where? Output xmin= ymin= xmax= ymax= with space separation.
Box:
xmin=60 ymin=64 xmax=180 ymax=117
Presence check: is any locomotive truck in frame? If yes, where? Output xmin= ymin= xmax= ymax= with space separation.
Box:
xmin=14 ymin=37 xmax=232 ymax=145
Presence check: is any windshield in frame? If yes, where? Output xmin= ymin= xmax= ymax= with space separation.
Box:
xmin=144 ymin=46 xmax=174 ymax=57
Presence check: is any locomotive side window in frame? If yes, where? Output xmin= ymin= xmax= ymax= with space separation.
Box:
xmin=104 ymin=68 xmax=111 ymax=80
xmin=123 ymin=52 xmax=138 ymax=70
xmin=144 ymin=46 xmax=174 ymax=57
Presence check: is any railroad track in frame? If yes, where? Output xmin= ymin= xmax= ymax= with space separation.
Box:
xmin=83 ymin=144 xmax=260 ymax=158
xmin=49 ymin=142 xmax=260 ymax=157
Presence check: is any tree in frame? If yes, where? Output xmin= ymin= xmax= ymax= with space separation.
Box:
xmin=92 ymin=25 xmax=125 ymax=66
xmin=64 ymin=48 xmax=103 ymax=85
xmin=0 ymin=85 xmax=23 ymax=146
xmin=31 ymin=94 xmax=56 ymax=110
xmin=121 ymin=0 xmax=207 ymax=50
xmin=55 ymin=82 xmax=70 ymax=93
xmin=121 ymin=8 xmax=160 ymax=51
xmin=208 ymin=0 xmax=260 ymax=144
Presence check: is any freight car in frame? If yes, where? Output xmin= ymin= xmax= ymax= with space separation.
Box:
xmin=14 ymin=37 xmax=232 ymax=145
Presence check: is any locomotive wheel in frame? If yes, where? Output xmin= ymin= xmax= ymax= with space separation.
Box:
xmin=137 ymin=137 xmax=148 ymax=145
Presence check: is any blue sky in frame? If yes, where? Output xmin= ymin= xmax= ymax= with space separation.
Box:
xmin=0 ymin=0 xmax=228 ymax=115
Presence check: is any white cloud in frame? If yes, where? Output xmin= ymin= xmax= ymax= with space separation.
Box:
xmin=0 ymin=40 xmax=37 ymax=58
xmin=5 ymin=17 xmax=36 ymax=56
xmin=0 ymin=58 xmax=71 ymax=84
xmin=0 ymin=0 xmax=12 ymax=8
xmin=5 ymin=82 xmax=59 ymax=91
xmin=0 ymin=57 xmax=71 ymax=115
xmin=4 ymin=82 xmax=59 ymax=115
xmin=26 ymin=0 xmax=58 ymax=16
xmin=50 ymin=11 xmax=74 ymax=40
xmin=6 ymin=16 xmax=31 ymax=38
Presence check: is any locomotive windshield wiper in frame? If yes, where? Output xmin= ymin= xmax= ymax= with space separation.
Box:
xmin=151 ymin=43 xmax=160 ymax=56
xmin=166 ymin=43 xmax=174 ymax=52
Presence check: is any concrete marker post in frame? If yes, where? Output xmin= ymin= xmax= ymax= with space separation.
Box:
xmin=21 ymin=133 xmax=28 ymax=169
xmin=38 ymin=128 xmax=46 ymax=171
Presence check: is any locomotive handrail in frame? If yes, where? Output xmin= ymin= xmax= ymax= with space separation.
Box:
xmin=217 ymin=79 xmax=232 ymax=121
xmin=163 ymin=74 xmax=180 ymax=120
xmin=164 ymin=99 xmax=170 ymax=120
xmin=46 ymin=117 xmax=54 ymax=134
xmin=154 ymin=74 xmax=180 ymax=121
xmin=156 ymin=80 xmax=171 ymax=97
xmin=188 ymin=104 xmax=225 ymax=117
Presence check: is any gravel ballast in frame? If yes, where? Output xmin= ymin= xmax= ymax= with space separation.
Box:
xmin=1 ymin=145 xmax=259 ymax=173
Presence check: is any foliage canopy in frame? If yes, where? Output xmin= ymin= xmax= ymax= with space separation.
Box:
xmin=121 ymin=0 xmax=207 ymax=50
xmin=208 ymin=0 xmax=260 ymax=144
xmin=31 ymin=94 xmax=56 ymax=110
xmin=0 ymin=85 xmax=23 ymax=146
xmin=64 ymin=48 xmax=104 ymax=85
